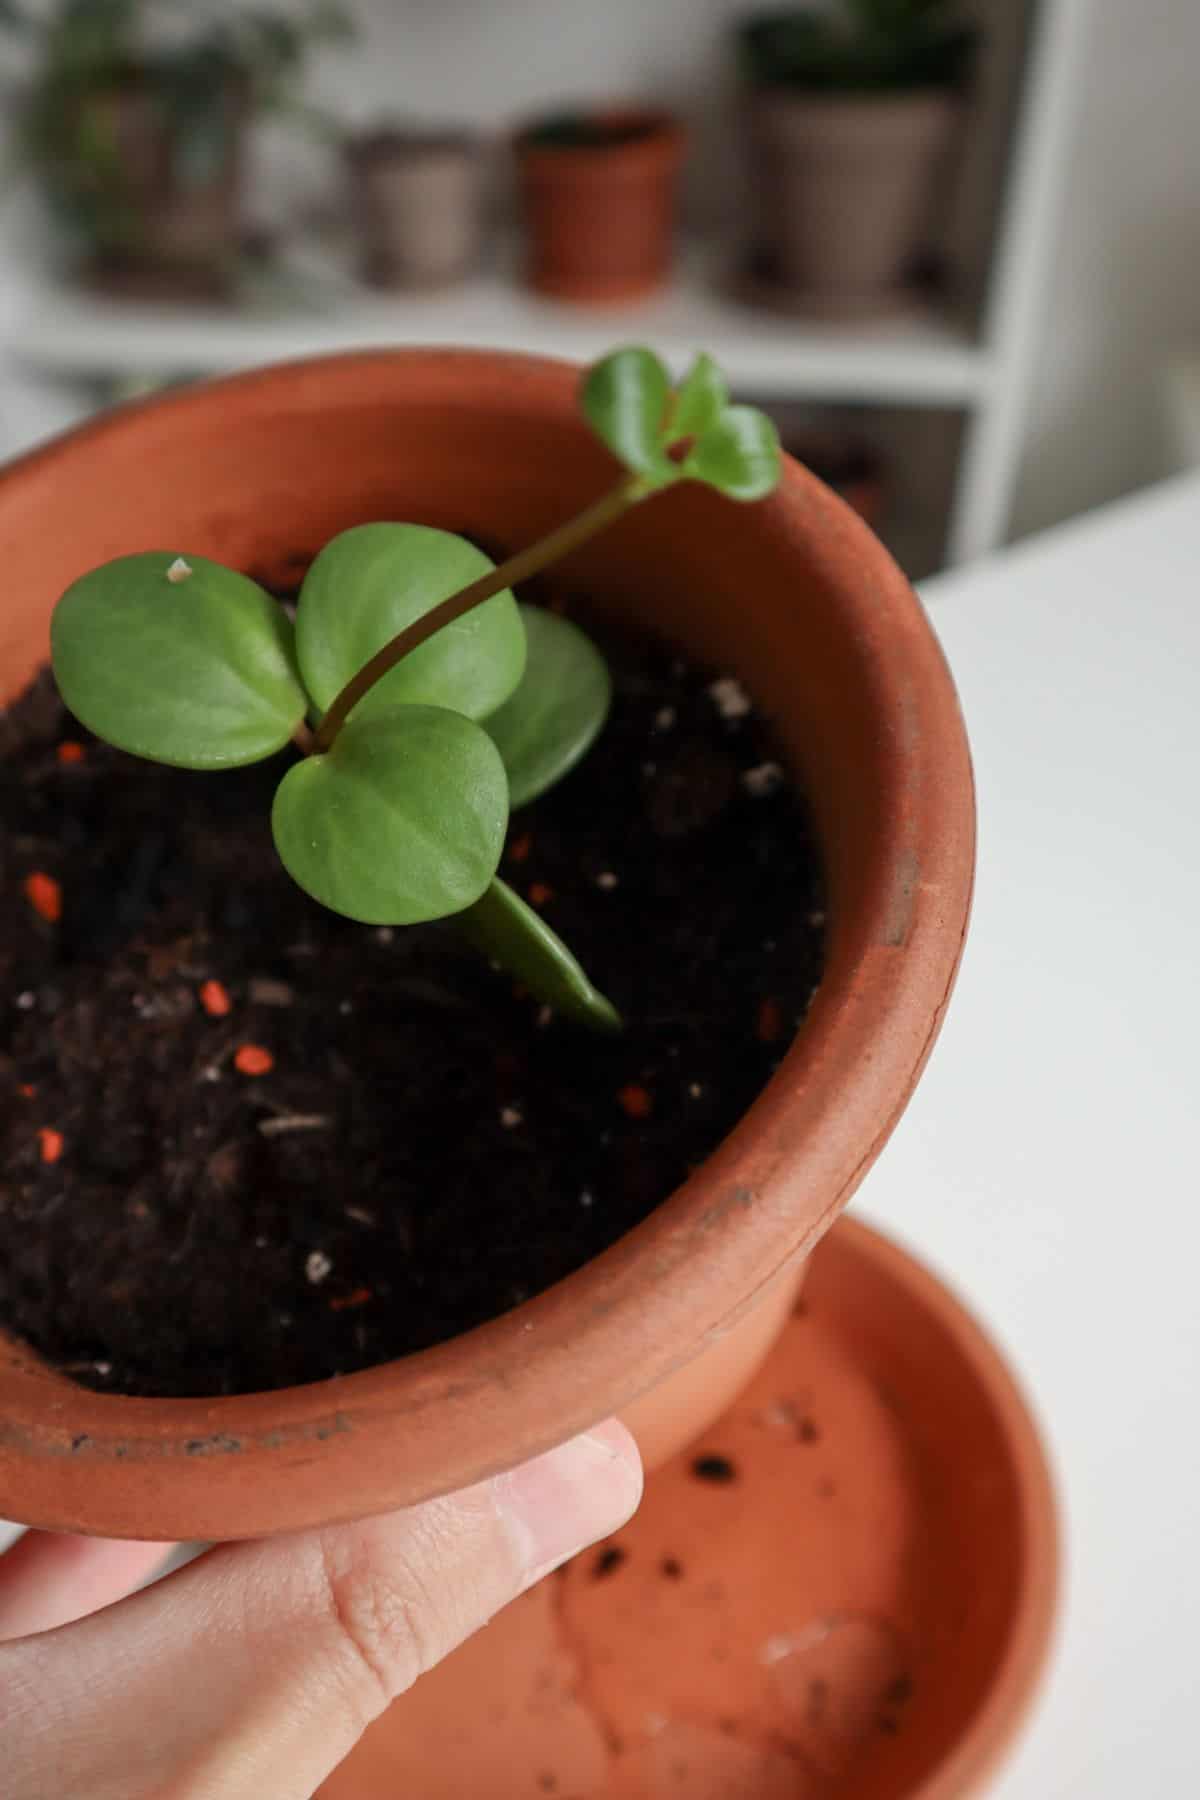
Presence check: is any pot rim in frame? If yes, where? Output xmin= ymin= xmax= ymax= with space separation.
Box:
xmin=0 ymin=349 xmax=974 ymax=1537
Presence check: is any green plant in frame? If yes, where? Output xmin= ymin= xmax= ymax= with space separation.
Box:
xmin=49 ymin=348 xmax=782 ymax=1032
xmin=738 ymin=2 xmax=977 ymax=93
xmin=1 ymin=0 xmax=352 ymax=259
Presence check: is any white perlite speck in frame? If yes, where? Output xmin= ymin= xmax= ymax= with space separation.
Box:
xmin=166 ymin=557 xmax=193 ymax=584
xmin=742 ymin=760 xmax=783 ymax=797
xmin=688 ymin=1082 xmax=704 ymax=1098
xmin=654 ymin=705 xmax=676 ymax=730
xmin=305 ymin=1250 xmax=333 ymax=1285
xmin=500 ymin=1106 xmax=523 ymax=1129
xmin=579 ymin=1190 xmax=594 ymax=1209
xmin=536 ymin=1005 xmax=554 ymax=1029
xmin=708 ymin=675 xmax=751 ymax=719
xmin=595 ymin=871 xmax=619 ymax=890
xmin=15 ymin=991 xmax=35 ymax=1010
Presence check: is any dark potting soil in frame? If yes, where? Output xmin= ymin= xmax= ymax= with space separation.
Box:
xmin=0 ymin=624 xmax=825 ymax=1398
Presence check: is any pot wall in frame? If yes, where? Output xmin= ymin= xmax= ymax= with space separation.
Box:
xmin=747 ymin=92 xmax=959 ymax=309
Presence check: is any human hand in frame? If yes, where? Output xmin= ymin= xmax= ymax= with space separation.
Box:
xmin=1 ymin=1421 xmax=641 ymax=1798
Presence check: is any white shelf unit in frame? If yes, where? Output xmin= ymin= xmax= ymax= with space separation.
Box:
xmin=6 ymin=254 xmax=992 ymax=407
xmin=0 ymin=0 xmax=1090 ymax=570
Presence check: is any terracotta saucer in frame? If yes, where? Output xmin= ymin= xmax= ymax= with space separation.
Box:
xmin=319 ymin=1217 xmax=1058 ymax=1799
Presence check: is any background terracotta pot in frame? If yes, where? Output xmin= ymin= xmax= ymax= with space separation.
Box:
xmin=744 ymin=92 xmax=958 ymax=314
xmin=0 ymin=349 xmax=973 ymax=1541
xmin=514 ymin=109 xmax=685 ymax=302
xmin=346 ymin=128 xmax=482 ymax=290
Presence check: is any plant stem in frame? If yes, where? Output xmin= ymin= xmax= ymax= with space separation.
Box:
xmin=312 ymin=472 xmax=652 ymax=753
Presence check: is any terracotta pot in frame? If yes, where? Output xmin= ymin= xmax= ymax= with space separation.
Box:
xmin=72 ymin=76 xmax=246 ymax=299
xmin=744 ymin=92 xmax=958 ymax=314
xmin=0 ymin=349 xmax=974 ymax=1541
xmin=346 ymin=129 xmax=482 ymax=290
xmin=514 ymin=110 xmax=685 ymax=302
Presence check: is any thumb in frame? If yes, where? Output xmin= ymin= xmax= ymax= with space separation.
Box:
xmin=3 ymin=1421 xmax=641 ymax=1800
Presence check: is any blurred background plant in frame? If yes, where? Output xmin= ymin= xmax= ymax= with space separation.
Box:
xmin=0 ymin=0 xmax=353 ymax=292
xmin=734 ymin=2 xmax=979 ymax=317
xmin=737 ymin=0 xmax=978 ymax=94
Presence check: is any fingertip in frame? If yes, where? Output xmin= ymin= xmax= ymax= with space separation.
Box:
xmin=492 ymin=1419 xmax=644 ymax=1584
xmin=0 ymin=1531 xmax=175 ymax=1639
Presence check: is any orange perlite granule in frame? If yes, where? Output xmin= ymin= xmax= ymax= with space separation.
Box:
xmin=23 ymin=871 xmax=62 ymax=922
xmin=330 ymin=1287 xmax=373 ymax=1311
xmin=617 ymin=1083 xmax=654 ymax=1120
xmin=199 ymin=980 xmax=233 ymax=1018
xmin=38 ymin=1128 xmax=64 ymax=1164
xmin=234 ymin=1044 xmax=274 ymax=1077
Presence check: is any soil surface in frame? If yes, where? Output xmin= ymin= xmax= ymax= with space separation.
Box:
xmin=0 ymin=623 xmax=825 ymax=1397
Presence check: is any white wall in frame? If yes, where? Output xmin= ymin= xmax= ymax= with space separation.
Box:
xmin=1010 ymin=0 xmax=1200 ymax=537
xmin=307 ymin=0 xmax=729 ymax=127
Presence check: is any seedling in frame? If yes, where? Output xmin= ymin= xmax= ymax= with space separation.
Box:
xmin=50 ymin=347 xmax=782 ymax=1030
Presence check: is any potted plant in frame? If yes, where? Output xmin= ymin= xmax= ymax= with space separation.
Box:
xmin=345 ymin=125 xmax=483 ymax=291
xmin=735 ymin=1 xmax=978 ymax=315
xmin=0 ymin=344 xmax=973 ymax=1542
xmin=514 ymin=108 xmax=686 ymax=303
xmin=1 ymin=0 xmax=352 ymax=298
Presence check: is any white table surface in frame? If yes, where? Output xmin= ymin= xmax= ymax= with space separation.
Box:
xmin=856 ymin=470 xmax=1200 ymax=1795
xmin=5 ymin=475 xmax=1199 ymax=1795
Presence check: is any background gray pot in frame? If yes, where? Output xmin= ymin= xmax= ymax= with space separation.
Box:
xmin=745 ymin=92 xmax=959 ymax=314
xmin=347 ymin=130 xmax=482 ymax=290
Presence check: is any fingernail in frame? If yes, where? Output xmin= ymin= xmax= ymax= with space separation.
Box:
xmin=492 ymin=1419 xmax=643 ymax=1584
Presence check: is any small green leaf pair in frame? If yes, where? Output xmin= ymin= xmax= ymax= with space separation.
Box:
xmin=581 ymin=348 xmax=781 ymax=502
xmin=51 ymin=530 xmax=615 ymax=1026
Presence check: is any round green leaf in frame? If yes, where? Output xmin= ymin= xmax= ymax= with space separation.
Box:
xmin=484 ymin=605 xmax=611 ymax=809
xmin=670 ymin=352 xmax=729 ymax=442
xmin=271 ymin=705 xmax=508 ymax=925
xmin=460 ymin=878 xmax=621 ymax=1033
xmin=295 ymin=523 xmax=525 ymax=726
xmin=581 ymin=348 xmax=675 ymax=484
xmin=685 ymin=405 xmax=783 ymax=503
xmin=50 ymin=551 xmax=307 ymax=769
